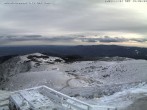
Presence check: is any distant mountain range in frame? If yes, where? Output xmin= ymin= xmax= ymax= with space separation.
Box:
xmin=0 ymin=45 xmax=147 ymax=63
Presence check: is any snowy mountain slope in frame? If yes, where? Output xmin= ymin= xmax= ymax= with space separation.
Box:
xmin=0 ymin=53 xmax=64 ymax=81
xmin=61 ymin=59 xmax=147 ymax=86
xmin=0 ymin=53 xmax=147 ymax=110
xmin=0 ymin=70 xmax=72 ymax=91
xmin=1 ymin=54 xmax=147 ymax=92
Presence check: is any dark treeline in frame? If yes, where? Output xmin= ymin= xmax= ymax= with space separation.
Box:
xmin=0 ymin=45 xmax=147 ymax=63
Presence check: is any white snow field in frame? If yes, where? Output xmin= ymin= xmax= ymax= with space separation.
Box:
xmin=0 ymin=53 xmax=147 ymax=110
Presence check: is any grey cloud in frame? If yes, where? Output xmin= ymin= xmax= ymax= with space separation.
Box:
xmin=23 ymin=35 xmax=42 ymax=38
xmin=0 ymin=35 xmax=78 ymax=43
xmin=0 ymin=0 xmax=147 ymax=36
xmin=1 ymin=35 xmax=147 ymax=45
xmin=98 ymin=36 xmax=128 ymax=43
xmin=0 ymin=0 xmax=98 ymax=34
xmin=80 ymin=36 xmax=147 ymax=43
xmin=81 ymin=36 xmax=128 ymax=43
xmin=0 ymin=0 xmax=147 ymax=46
xmin=81 ymin=38 xmax=98 ymax=43
xmin=130 ymin=38 xmax=147 ymax=43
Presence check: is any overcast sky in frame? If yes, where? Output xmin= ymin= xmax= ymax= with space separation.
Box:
xmin=0 ymin=0 xmax=147 ymax=47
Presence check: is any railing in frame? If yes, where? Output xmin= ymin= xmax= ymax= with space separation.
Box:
xmin=4 ymin=86 xmax=118 ymax=110
xmin=39 ymin=86 xmax=117 ymax=110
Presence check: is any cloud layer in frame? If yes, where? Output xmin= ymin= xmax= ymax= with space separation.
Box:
xmin=0 ymin=35 xmax=147 ymax=46
xmin=0 ymin=0 xmax=147 ymax=46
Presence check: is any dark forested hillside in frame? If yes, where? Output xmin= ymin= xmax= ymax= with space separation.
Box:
xmin=0 ymin=45 xmax=147 ymax=62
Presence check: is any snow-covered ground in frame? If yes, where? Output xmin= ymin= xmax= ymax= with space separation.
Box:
xmin=82 ymin=82 xmax=147 ymax=110
xmin=0 ymin=53 xmax=147 ymax=110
